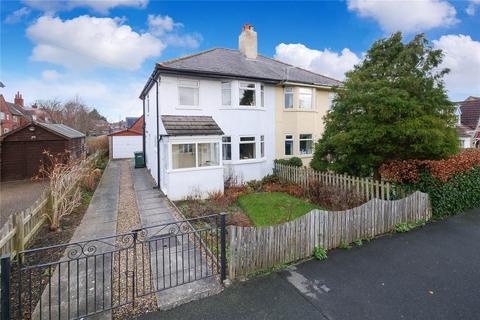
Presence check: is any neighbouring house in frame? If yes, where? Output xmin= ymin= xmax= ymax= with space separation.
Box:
xmin=22 ymin=104 xmax=51 ymax=123
xmin=456 ymin=96 xmax=480 ymax=149
xmin=139 ymin=24 xmax=341 ymax=200
xmin=108 ymin=116 xmax=144 ymax=159
xmin=0 ymin=122 xmax=85 ymax=181
xmin=0 ymin=92 xmax=29 ymax=134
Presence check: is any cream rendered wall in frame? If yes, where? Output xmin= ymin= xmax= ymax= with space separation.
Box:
xmin=275 ymin=86 xmax=331 ymax=166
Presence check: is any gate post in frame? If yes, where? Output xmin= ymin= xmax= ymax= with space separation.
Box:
xmin=1 ymin=255 xmax=11 ymax=320
xmin=220 ymin=213 xmax=227 ymax=282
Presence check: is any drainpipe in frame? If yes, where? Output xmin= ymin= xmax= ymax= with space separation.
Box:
xmin=142 ymin=98 xmax=146 ymax=165
xmin=155 ymin=77 xmax=161 ymax=190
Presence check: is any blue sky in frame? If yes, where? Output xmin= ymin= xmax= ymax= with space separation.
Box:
xmin=1 ymin=0 xmax=479 ymax=121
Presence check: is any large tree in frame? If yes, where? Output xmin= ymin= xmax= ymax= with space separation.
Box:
xmin=311 ymin=32 xmax=459 ymax=178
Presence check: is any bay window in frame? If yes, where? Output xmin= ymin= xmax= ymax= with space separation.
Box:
xmin=239 ymin=136 xmax=256 ymax=159
xmin=172 ymin=142 xmax=220 ymax=170
xmin=299 ymin=134 xmax=313 ymax=155
xmin=284 ymin=87 xmax=293 ymax=109
xmin=222 ymin=136 xmax=232 ymax=160
xmin=221 ymin=82 xmax=231 ymax=106
xmin=239 ymin=82 xmax=256 ymax=106
xmin=178 ymin=79 xmax=199 ymax=106
xmin=285 ymin=135 xmax=293 ymax=155
xmin=299 ymin=88 xmax=313 ymax=109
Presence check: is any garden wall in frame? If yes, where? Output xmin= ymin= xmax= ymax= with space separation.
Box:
xmin=228 ymin=191 xmax=430 ymax=279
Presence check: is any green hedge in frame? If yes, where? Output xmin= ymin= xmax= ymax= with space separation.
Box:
xmin=401 ymin=167 xmax=480 ymax=218
xmin=274 ymin=157 xmax=303 ymax=167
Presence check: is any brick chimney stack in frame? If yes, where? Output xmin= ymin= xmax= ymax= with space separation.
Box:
xmin=14 ymin=92 xmax=24 ymax=107
xmin=239 ymin=23 xmax=257 ymax=59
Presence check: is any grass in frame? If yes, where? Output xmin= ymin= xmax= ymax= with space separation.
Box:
xmin=238 ymin=192 xmax=321 ymax=226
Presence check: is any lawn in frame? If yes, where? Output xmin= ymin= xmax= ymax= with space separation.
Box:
xmin=238 ymin=192 xmax=321 ymax=226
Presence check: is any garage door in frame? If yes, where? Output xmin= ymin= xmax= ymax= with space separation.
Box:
xmin=112 ymin=136 xmax=142 ymax=159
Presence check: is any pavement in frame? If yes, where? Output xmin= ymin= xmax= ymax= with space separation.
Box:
xmin=138 ymin=207 xmax=480 ymax=320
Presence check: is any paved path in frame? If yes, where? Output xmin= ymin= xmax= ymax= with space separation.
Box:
xmin=33 ymin=160 xmax=121 ymax=320
xmin=139 ymin=207 xmax=480 ymax=320
xmin=132 ymin=162 xmax=222 ymax=310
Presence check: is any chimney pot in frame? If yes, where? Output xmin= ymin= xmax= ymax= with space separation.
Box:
xmin=239 ymin=23 xmax=257 ymax=59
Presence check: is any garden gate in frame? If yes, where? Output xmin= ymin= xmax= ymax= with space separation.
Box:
xmin=0 ymin=214 xmax=227 ymax=319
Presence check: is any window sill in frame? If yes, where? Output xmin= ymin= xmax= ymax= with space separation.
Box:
xmin=167 ymin=165 xmax=223 ymax=173
xmin=219 ymin=106 xmax=266 ymax=111
xmin=284 ymin=108 xmax=317 ymax=113
xmin=225 ymin=158 xmax=267 ymax=165
xmin=283 ymin=154 xmax=313 ymax=158
xmin=176 ymin=106 xmax=202 ymax=110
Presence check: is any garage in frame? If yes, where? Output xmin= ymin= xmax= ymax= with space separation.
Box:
xmin=0 ymin=122 xmax=85 ymax=181
xmin=109 ymin=116 xmax=144 ymax=159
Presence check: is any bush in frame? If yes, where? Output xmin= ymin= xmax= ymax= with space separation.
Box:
xmin=307 ymin=180 xmax=366 ymax=210
xmin=314 ymin=246 xmax=328 ymax=260
xmin=274 ymin=157 xmax=303 ymax=167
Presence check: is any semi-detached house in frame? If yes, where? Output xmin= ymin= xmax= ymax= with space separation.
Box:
xmin=139 ymin=24 xmax=342 ymax=200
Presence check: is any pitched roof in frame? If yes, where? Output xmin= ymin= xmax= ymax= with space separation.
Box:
xmin=459 ymin=98 xmax=480 ymax=130
xmin=37 ymin=123 xmax=85 ymax=139
xmin=126 ymin=117 xmax=139 ymax=128
xmin=161 ymin=115 xmax=223 ymax=136
xmin=158 ymin=48 xmax=342 ymax=87
xmin=5 ymin=102 xmax=24 ymax=116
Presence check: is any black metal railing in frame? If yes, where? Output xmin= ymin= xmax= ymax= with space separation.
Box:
xmin=0 ymin=213 xmax=227 ymax=320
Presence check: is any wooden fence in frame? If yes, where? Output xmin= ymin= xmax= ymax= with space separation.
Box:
xmin=228 ymin=191 xmax=430 ymax=279
xmin=0 ymin=189 xmax=51 ymax=258
xmin=274 ymin=163 xmax=402 ymax=201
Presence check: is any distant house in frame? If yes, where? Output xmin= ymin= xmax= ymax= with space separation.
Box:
xmin=126 ymin=117 xmax=139 ymax=129
xmin=108 ymin=116 xmax=144 ymax=159
xmin=0 ymin=122 xmax=85 ymax=181
xmin=456 ymin=96 xmax=480 ymax=149
xmin=0 ymin=92 xmax=29 ymax=134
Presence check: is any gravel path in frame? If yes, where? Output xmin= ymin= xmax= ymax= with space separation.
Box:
xmin=112 ymin=160 xmax=158 ymax=319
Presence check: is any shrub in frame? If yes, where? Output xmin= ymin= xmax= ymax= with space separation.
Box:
xmin=274 ymin=157 xmax=303 ymax=167
xmin=307 ymin=180 xmax=366 ymax=210
xmin=314 ymin=246 xmax=328 ymax=260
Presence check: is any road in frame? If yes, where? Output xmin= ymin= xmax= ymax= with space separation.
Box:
xmin=138 ymin=207 xmax=480 ymax=320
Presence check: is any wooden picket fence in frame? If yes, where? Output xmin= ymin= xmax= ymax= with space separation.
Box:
xmin=274 ymin=163 xmax=403 ymax=201
xmin=228 ymin=191 xmax=430 ymax=279
xmin=0 ymin=189 xmax=51 ymax=259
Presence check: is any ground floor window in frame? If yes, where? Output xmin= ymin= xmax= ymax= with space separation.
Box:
xmin=260 ymin=135 xmax=265 ymax=158
xmin=172 ymin=142 xmax=220 ymax=169
xmin=299 ymin=134 xmax=313 ymax=155
xmin=222 ymin=136 xmax=231 ymax=160
xmin=285 ymin=134 xmax=293 ymax=155
xmin=239 ymin=136 xmax=256 ymax=160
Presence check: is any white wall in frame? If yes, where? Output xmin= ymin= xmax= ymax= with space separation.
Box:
xmin=111 ymin=136 xmax=142 ymax=159
xmin=144 ymin=82 xmax=160 ymax=186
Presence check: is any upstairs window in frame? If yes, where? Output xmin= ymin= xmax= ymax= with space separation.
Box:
xmin=261 ymin=85 xmax=265 ymax=108
xmin=284 ymin=87 xmax=293 ymax=109
xmin=178 ymin=79 xmax=199 ymax=106
xmin=221 ymin=82 xmax=231 ymax=106
xmin=299 ymin=134 xmax=313 ymax=155
xmin=239 ymin=82 xmax=256 ymax=106
xmin=285 ymin=134 xmax=293 ymax=155
xmin=239 ymin=136 xmax=256 ymax=159
xmin=328 ymin=92 xmax=336 ymax=111
xmin=222 ymin=136 xmax=232 ymax=160
xmin=299 ymin=88 xmax=313 ymax=109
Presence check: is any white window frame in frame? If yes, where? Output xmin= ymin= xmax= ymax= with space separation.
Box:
xmin=239 ymin=82 xmax=257 ymax=107
xmin=170 ymin=141 xmax=221 ymax=171
xmin=299 ymin=88 xmax=313 ymax=109
xmin=221 ymin=81 xmax=232 ymax=106
xmin=284 ymin=87 xmax=294 ymax=109
xmin=260 ymin=84 xmax=265 ymax=108
xmin=178 ymin=79 xmax=200 ymax=107
xmin=222 ymin=136 xmax=232 ymax=161
xmin=260 ymin=135 xmax=265 ymax=158
xmin=299 ymin=134 xmax=313 ymax=155
xmin=285 ymin=134 xmax=294 ymax=156
xmin=239 ymin=136 xmax=256 ymax=160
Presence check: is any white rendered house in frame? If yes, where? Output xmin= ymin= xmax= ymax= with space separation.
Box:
xmin=140 ymin=24 xmax=341 ymax=200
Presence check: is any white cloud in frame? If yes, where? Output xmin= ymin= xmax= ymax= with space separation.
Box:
xmin=4 ymin=7 xmax=31 ymax=24
xmin=274 ymin=43 xmax=362 ymax=80
xmin=347 ymin=0 xmax=458 ymax=33
xmin=23 ymin=0 xmax=148 ymax=14
xmin=147 ymin=14 xmax=202 ymax=49
xmin=26 ymin=15 xmax=165 ymax=70
xmin=466 ymin=0 xmax=480 ymax=15
xmin=42 ymin=70 xmax=61 ymax=81
xmin=433 ymin=34 xmax=480 ymax=99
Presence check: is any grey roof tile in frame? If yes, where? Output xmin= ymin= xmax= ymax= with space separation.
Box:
xmin=161 ymin=115 xmax=224 ymax=136
xmin=37 ymin=122 xmax=85 ymax=139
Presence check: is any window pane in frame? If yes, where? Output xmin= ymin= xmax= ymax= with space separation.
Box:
xmin=222 ymin=136 xmax=231 ymax=143
xmin=260 ymin=135 xmax=265 ymax=158
xmin=285 ymin=135 xmax=293 ymax=140
xmin=239 ymin=142 xmax=256 ymax=159
xmin=222 ymin=82 xmax=231 ymax=106
xmin=179 ymin=79 xmax=199 ymax=87
xmin=198 ymin=143 xmax=219 ymax=167
xmin=179 ymin=87 xmax=199 ymax=106
xmin=299 ymin=88 xmax=312 ymax=109
xmin=285 ymin=141 xmax=293 ymax=155
xmin=240 ymin=137 xmax=255 ymax=142
xmin=240 ymin=82 xmax=255 ymax=88
xmin=285 ymin=88 xmax=293 ymax=109
xmin=172 ymin=144 xmax=196 ymax=169
xmin=239 ymin=89 xmax=255 ymax=106
xmin=300 ymin=134 xmax=312 ymax=140
xmin=222 ymin=136 xmax=231 ymax=160
xmin=300 ymin=134 xmax=313 ymax=154
xmin=261 ymin=85 xmax=265 ymax=108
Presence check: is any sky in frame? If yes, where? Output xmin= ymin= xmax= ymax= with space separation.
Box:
xmin=0 ymin=0 xmax=479 ymax=122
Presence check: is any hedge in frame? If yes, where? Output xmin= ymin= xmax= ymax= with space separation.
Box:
xmin=274 ymin=157 xmax=303 ymax=167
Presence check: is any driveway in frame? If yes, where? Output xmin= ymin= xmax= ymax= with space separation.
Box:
xmin=138 ymin=207 xmax=480 ymax=320
xmin=0 ymin=179 xmax=48 ymax=227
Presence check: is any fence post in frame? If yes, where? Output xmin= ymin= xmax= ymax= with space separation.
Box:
xmin=14 ymin=212 xmax=25 ymax=254
xmin=220 ymin=212 xmax=227 ymax=282
xmin=1 ymin=255 xmax=11 ymax=320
